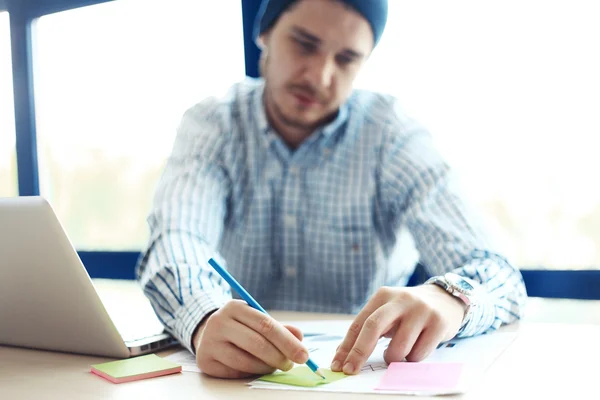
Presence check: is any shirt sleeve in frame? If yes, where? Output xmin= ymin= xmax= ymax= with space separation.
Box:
xmin=135 ymin=98 xmax=233 ymax=353
xmin=378 ymin=101 xmax=527 ymax=337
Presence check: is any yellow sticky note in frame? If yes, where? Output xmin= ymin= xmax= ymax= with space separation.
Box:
xmin=258 ymin=366 xmax=347 ymax=387
xmin=90 ymin=354 xmax=181 ymax=384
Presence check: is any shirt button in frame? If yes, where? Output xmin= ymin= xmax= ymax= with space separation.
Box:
xmin=289 ymin=167 xmax=298 ymax=176
xmin=285 ymin=266 xmax=297 ymax=278
xmin=284 ymin=215 xmax=297 ymax=227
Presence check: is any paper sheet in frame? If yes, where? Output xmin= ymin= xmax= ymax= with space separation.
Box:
xmin=250 ymin=320 xmax=517 ymax=396
xmin=164 ymin=320 xmax=518 ymax=396
xmin=163 ymin=350 xmax=201 ymax=373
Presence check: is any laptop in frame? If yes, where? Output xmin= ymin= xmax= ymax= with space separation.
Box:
xmin=0 ymin=196 xmax=178 ymax=358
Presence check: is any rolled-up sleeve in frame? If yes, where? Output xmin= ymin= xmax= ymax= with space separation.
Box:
xmin=378 ymin=102 xmax=527 ymax=337
xmin=136 ymin=99 xmax=233 ymax=353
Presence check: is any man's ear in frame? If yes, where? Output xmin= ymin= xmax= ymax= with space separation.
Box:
xmin=256 ymin=32 xmax=270 ymax=50
xmin=256 ymin=36 xmax=265 ymax=50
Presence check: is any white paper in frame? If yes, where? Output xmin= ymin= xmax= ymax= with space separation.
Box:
xmin=163 ymin=319 xmax=518 ymax=396
xmin=163 ymin=350 xmax=201 ymax=373
xmin=278 ymin=319 xmax=354 ymax=337
xmin=249 ymin=320 xmax=518 ymax=396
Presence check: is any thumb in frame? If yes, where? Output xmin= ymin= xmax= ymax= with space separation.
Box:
xmin=284 ymin=325 xmax=304 ymax=341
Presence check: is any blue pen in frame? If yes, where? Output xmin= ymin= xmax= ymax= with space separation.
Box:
xmin=207 ymin=258 xmax=325 ymax=379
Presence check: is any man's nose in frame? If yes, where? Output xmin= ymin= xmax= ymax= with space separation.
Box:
xmin=304 ymin=54 xmax=335 ymax=92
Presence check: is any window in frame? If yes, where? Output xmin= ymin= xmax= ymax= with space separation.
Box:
xmin=34 ymin=0 xmax=245 ymax=250
xmin=0 ymin=11 xmax=17 ymax=197
xmin=354 ymin=1 xmax=600 ymax=269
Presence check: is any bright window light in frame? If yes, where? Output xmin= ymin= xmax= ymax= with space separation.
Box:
xmin=355 ymin=1 xmax=600 ymax=269
xmin=0 ymin=11 xmax=17 ymax=196
xmin=34 ymin=0 xmax=245 ymax=250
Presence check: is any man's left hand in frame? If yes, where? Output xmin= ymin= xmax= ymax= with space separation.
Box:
xmin=330 ymin=285 xmax=466 ymax=375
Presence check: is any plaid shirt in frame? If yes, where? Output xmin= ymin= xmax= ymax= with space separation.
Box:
xmin=136 ymin=78 xmax=527 ymax=353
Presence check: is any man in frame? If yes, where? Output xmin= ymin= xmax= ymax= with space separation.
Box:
xmin=136 ymin=0 xmax=527 ymax=379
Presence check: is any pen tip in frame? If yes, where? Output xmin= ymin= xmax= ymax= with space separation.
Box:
xmin=316 ymin=369 xmax=326 ymax=379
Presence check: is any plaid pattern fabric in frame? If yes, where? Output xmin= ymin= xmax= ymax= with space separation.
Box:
xmin=136 ymin=78 xmax=527 ymax=353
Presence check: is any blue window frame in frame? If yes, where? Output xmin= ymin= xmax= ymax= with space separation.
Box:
xmin=4 ymin=0 xmax=599 ymax=299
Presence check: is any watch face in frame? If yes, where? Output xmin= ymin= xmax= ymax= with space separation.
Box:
xmin=446 ymin=273 xmax=474 ymax=292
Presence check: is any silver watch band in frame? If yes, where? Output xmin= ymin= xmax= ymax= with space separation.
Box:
xmin=425 ymin=273 xmax=476 ymax=330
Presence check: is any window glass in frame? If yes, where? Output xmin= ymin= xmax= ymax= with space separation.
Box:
xmin=354 ymin=1 xmax=600 ymax=269
xmin=0 ymin=11 xmax=17 ymax=197
xmin=35 ymin=0 xmax=245 ymax=249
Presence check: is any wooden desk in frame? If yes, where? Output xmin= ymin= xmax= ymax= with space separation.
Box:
xmin=1 ymin=294 xmax=599 ymax=399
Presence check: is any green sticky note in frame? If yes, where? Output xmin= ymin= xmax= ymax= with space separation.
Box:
xmin=90 ymin=354 xmax=182 ymax=384
xmin=258 ymin=366 xmax=347 ymax=387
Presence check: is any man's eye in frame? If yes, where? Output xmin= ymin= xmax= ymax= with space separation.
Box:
xmin=296 ymin=40 xmax=317 ymax=53
xmin=336 ymin=55 xmax=353 ymax=65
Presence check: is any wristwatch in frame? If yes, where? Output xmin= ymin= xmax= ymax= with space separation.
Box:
xmin=425 ymin=272 xmax=479 ymax=330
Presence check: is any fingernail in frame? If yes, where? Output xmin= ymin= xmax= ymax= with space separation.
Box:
xmin=343 ymin=362 xmax=355 ymax=374
xmin=295 ymin=349 xmax=309 ymax=363
xmin=331 ymin=360 xmax=341 ymax=371
xmin=282 ymin=360 xmax=294 ymax=371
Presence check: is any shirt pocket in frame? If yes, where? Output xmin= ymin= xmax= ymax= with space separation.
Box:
xmin=306 ymin=196 xmax=379 ymax=309
xmin=328 ymin=210 xmax=377 ymax=271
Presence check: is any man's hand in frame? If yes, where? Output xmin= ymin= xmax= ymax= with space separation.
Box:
xmin=331 ymin=285 xmax=466 ymax=375
xmin=193 ymin=300 xmax=309 ymax=378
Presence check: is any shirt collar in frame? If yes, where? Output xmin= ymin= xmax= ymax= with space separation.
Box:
xmin=253 ymin=80 xmax=270 ymax=135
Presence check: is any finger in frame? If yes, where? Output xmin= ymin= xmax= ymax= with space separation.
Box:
xmin=217 ymin=342 xmax=277 ymax=376
xmin=383 ymin=325 xmax=398 ymax=339
xmin=232 ymin=306 xmax=308 ymax=364
xmin=202 ymin=359 xmax=264 ymax=379
xmin=340 ymin=303 xmax=402 ymax=375
xmin=225 ymin=320 xmax=295 ymax=372
xmin=383 ymin=314 xmax=427 ymax=364
xmin=406 ymin=324 xmax=446 ymax=362
xmin=331 ymin=288 xmax=391 ymax=371
xmin=284 ymin=325 xmax=304 ymax=341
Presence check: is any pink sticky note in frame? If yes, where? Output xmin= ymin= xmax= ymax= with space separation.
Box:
xmin=376 ymin=362 xmax=463 ymax=392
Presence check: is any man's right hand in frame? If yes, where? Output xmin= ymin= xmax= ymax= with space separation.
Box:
xmin=193 ymin=300 xmax=309 ymax=378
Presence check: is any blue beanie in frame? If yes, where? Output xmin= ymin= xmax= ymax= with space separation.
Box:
xmin=254 ymin=0 xmax=388 ymax=47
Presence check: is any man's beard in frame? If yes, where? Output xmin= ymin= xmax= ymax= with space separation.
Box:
xmin=262 ymin=51 xmax=337 ymax=132
xmin=266 ymin=87 xmax=320 ymax=131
